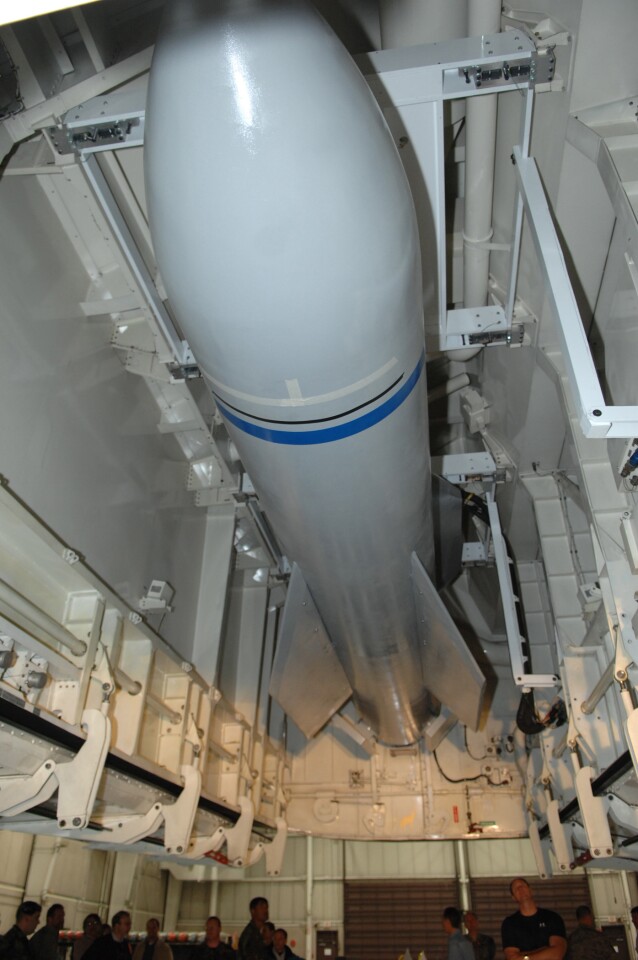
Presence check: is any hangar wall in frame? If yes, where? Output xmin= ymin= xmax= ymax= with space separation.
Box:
xmin=0 ymin=831 xmax=636 ymax=958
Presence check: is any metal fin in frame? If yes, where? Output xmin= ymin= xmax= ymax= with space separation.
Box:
xmin=411 ymin=552 xmax=486 ymax=730
xmin=269 ymin=563 xmax=352 ymax=739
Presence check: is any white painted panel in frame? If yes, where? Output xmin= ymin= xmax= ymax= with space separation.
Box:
xmin=192 ymin=507 xmax=235 ymax=682
xmin=466 ymin=837 xmax=541 ymax=877
xmin=0 ymin=833 xmax=34 ymax=931
xmin=0 ymin=174 xmax=208 ymax=663
xmin=345 ymin=840 xmax=456 ymax=878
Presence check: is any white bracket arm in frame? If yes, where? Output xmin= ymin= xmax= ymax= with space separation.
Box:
xmin=528 ymin=820 xmax=552 ymax=879
xmin=245 ymin=817 xmax=288 ymax=876
xmin=574 ymin=766 xmax=613 ymax=858
xmin=513 ymin=147 xmax=638 ymax=439
xmin=187 ymin=795 xmax=254 ymax=865
xmin=0 ymin=708 xmax=110 ymax=828
xmin=163 ymin=764 xmax=201 ymax=855
xmin=546 ymin=797 xmax=574 ymax=872
xmin=56 ymin=709 xmax=110 ymax=829
xmin=96 ymin=763 xmax=201 ymax=854
xmin=0 ymin=758 xmax=58 ymax=817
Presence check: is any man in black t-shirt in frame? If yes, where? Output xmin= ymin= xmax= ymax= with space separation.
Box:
xmin=502 ymin=878 xmax=567 ymax=960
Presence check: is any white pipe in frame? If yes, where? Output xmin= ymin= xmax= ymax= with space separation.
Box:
xmin=0 ymin=578 xmax=87 ymax=656
xmin=113 ymin=667 xmax=142 ymax=696
xmin=463 ymin=0 xmax=501 ymax=310
xmin=379 ymin=0 xmax=467 ymax=47
xmin=146 ymin=692 xmax=181 ymax=724
xmin=581 ymin=660 xmax=615 ymax=715
xmin=455 ymin=840 xmax=471 ymax=911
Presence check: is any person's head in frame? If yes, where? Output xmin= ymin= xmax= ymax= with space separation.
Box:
xmin=111 ymin=911 xmax=131 ymax=940
xmin=576 ymin=907 xmax=594 ymax=928
xmin=16 ymin=901 xmax=41 ymax=935
xmin=443 ymin=907 xmax=462 ymax=935
xmin=509 ymin=878 xmax=533 ymax=906
xmin=274 ymin=929 xmax=288 ymax=953
xmin=205 ymin=917 xmax=222 ymax=944
xmin=249 ymin=897 xmax=269 ymax=927
xmin=263 ymin=921 xmax=276 ymax=946
xmin=632 ymin=907 xmax=638 ymax=930
xmin=146 ymin=918 xmax=160 ymax=942
xmin=82 ymin=914 xmax=102 ymax=939
xmin=46 ymin=904 xmax=65 ymax=931
xmin=464 ymin=911 xmax=479 ymax=939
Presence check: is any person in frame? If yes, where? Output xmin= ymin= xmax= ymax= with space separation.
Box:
xmin=0 ymin=900 xmax=42 ymax=959
xmin=132 ymin=919 xmax=173 ymax=960
xmin=262 ymin=924 xmax=275 ymax=952
xmin=502 ymin=878 xmax=567 ymax=960
xmin=566 ymin=907 xmax=615 ymax=960
xmin=464 ymin=911 xmax=496 ymax=960
xmin=73 ymin=915 xmax=104 ymax=960
xmin=238 ymin=898 xmax=269 ymax=960
xmin=269 ymin=929 xmax=302 ymax=960
xmin=631 ymin=908 xmax=638 ymax=954
xmin=190 ymin=916 xmax=235 ymax=959
xmin=83 ymin=910 xmax=132 ymax=959
xmin=443 ymin=908 xmax=475 ymax=960
xmin=30 ymin=903 xmax=65 ymax=960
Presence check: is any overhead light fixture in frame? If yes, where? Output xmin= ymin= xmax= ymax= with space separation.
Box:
xmin=1 ymin=0 xmax=102 ymax=26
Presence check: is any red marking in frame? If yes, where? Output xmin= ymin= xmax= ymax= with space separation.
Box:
xmin=205 ymin=849 xmax=231 ymax=865
xmin=453 ymin=805 xmax=459 ymax=823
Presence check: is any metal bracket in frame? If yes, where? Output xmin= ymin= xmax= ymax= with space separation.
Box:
xmin=187 ymin=795 xmax=254 ymax=866
xmin=546 ymin=797 xmax=573 ymax=872
xmin=574 ymin=766 xmax=613 ymax=858
xmin=432 ymin=452 xmax=497 ymax=484
xmin=0 ymin=757 xmax=58 ymax=817
xmin=513 ymin=147 xmax=638 ymax=439
xmin=245 ymin=817 xmax=288 ymax=876
xmin=528 ymin=819 xmax=552 ymax=878
xmin=487 ymin=496 xmax=558 ymax=688
xmin=0 ymin=708 xmax=110 ymax=828
xmin=96 ymin=763 xmax=201 ymax=854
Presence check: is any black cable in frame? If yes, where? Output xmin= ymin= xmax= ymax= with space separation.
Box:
xmin=433 ymin=749 xmax=484 ymax=784
xmin=464 ymin=725 xmax=487 ymax=761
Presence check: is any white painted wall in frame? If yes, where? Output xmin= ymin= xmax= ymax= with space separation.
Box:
xmin=0 ymin=172 xmax=208 ymax=663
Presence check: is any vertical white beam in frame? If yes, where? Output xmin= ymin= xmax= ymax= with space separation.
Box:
xmin=463 ymin=0 xmax=501 ymax=310
xmin=455 ymin=840 xmax=471 ymax=911
xmin=164 ymin=873 xmax=182 ymax=932
xmin=208 ymin=866 xmax=219 ymax=920
xmin=192 ymin=506 xmax=236 ymax=683
xmin=306 ymin=834 xmax=314 ymax=960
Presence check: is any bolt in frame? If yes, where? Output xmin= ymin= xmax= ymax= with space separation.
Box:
xmin=59 ymin=819 xmax=66 ymax=827
xmin=73 ymin=817 xmax=82 ymax=827
xmin=176 ymin=846 xmax=183 ymax=853
xmin=593 ymin=409 xmax=602 ymax=417
xmin=594 ymin=848 xmax=600 ymax=856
